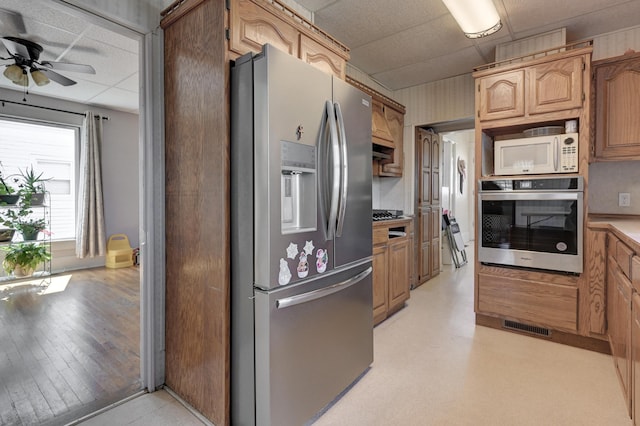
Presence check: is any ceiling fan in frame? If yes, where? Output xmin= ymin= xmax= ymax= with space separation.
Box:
xmin=1 ymin=36 xmax=96 ymax=87
xmin=0 ymin=7 xmax=96 ymax=88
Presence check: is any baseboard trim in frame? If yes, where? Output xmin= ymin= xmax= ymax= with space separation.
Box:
xmin=475 ymin=313 xmax=611 ymax=355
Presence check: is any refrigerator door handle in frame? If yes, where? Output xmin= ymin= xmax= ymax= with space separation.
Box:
xmin=276 ymin=266 xmax=372 ymax=309
xmin=334 ymin=102 xmax=348 ymax=237
xmin=320 ymin=100 xmax=341 ymax=240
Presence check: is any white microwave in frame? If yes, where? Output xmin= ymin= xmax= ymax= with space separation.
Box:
xmin=494 ymin=132 xmax=578 ymax=176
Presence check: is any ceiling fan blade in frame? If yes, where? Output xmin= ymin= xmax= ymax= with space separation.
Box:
xmin=1 ymin=37 xmax=30 ymax=59
xmin=0 ymin=8 xmax=26 ymax=35
xmin=40 ymin=60 xmax=95 ymax=74
xmin=38 ymin=68 xmax=77 ymax=86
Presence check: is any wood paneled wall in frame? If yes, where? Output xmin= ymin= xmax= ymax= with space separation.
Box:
xmin=162 ymin=0 xmax=230 ymax=424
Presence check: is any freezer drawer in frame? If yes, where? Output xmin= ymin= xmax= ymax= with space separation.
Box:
xmin=254 ymin=263 xmax=373 ymax=426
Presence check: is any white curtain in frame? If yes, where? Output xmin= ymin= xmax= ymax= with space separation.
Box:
xmin=76 ymin=111 xmax=106 ymax=258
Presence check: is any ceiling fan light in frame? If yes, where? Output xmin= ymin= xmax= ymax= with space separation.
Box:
xmin=3 ymin=64 xmax=24 ymax=83
xmin=442 ymin=0 xmax=502 ymax=39
xmin=30 ymin=69 xmax=50 ymax=86
xmin=11 ymin=70 xmax=28 ymax=87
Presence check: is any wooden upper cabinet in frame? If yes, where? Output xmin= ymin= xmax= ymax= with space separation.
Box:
xmin=478 ymin=70 xmax=525 ymax=121
xmin=371 ymin=100 xmax=394 ymax=147
xmin=229 ymin=0 xmax=299 ymax=57
xmin=476 ymin=52 xmax=586 ymax=122
xmin=299 ymin=34 xmax=345 ymax=79
xmin=593 ymin=52 xmax=640 ymax=161
xmin=379 ymin=105 xmax=404 ymax=176
xmin=228 ymin=0 xmax=349 ymax=79
xmin=528 ymin=55 xmax=584 ymax=115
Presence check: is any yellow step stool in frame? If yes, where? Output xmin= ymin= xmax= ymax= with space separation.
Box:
xmin=106 ymin=233 xmax=134 ymax=268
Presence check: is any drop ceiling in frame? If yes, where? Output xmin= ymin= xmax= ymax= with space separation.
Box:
xmin=1 ymin=0 xmax=640 ymax=114
xmin=0 ymin=0 xmax=144 ymax=114
xmin=299 ymin=0 xmax=640 ymax=90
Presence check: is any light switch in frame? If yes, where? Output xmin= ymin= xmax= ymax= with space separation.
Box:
xmin=619 ymin=192 xmax=631 ymax=207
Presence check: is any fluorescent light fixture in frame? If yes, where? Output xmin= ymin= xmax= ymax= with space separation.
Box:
xmin=30 ymin=68 xmax=50 ymax=86
xmin=442 ymin=0 xmax=502 ymax=38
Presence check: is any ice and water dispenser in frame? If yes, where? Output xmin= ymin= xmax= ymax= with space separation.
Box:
xmin=280 ymin=140 xmax=317 ymax=233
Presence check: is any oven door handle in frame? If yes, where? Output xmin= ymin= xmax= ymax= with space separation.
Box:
xmin=480 ymin=192 xmax=581 ymax=201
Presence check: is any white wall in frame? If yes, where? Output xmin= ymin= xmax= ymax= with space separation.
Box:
xmin=0 ymin=87 xmax=140 ymax=273
xmin=442 ymin=130 xmax=475 ymax=243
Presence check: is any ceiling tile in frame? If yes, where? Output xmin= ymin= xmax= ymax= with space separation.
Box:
xmin=349 ymin=15 xmax=473 ymax=74
xmin=84 ymin=24 xmax=138 ymax=54
xmin=313 ymin=0 xmax=449 ymax=48
xmin=502 ymin=0 xmax=632 ymax=35
xmin=294 ymin=0 xmax=338 ymax=12
xmin=116 ymin=73 xmax=139 ymax=92
xmin=371 ymin=46 xmax=485 ymax=90
xmin=87 ymin=87 xmax=138 ymax=113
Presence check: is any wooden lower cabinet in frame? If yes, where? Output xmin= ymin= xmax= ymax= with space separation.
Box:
xmin=372 ymin=219 xmax=412 ymax=325
xmin=372 ymin=244 xmax=389 ymax=324
xmin=632 ymin=293 xmax=640 ymax=423
xmin=608 ymin=255 xmax=633 ymax=417
xmin=388 ymin=238 xmax=410 ymax=310
xmin=477 ymin=273 xmax=578 ymax=332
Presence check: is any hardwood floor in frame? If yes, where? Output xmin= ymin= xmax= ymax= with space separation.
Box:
xmin=0 ymin=267 xmax=142 ymax=426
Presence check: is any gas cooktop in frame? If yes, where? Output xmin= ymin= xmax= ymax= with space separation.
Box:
xmin=372 ymin=209 xmax=404 ymax=221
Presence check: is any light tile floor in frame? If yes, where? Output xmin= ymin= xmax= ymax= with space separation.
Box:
xmin=77 ymin=249 xmax=632 ymax=425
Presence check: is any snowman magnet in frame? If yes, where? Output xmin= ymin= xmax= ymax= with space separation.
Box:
xmin=278 ymin=258 xmax=292 ymax=285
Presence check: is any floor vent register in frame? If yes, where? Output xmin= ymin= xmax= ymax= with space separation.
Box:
xmin=502 ymin=319 xmax=551 ymax=337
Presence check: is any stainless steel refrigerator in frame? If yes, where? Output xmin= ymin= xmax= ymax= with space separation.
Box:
xmin=231 ymin=44 xmax=373 ymax=426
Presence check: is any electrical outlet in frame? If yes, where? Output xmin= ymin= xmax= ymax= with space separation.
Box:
xmin=619 ymin=192 xmax=631 ymax=207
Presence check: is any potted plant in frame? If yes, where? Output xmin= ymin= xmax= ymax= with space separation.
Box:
xmin=0 ymin=171 xmax=19 ymax=206
xmin=0 ymin=200 xmax=46 ymax=241
xmin=18 ymin=166 xmax=51 ymax=206
xmin=2 ymin=242 xmax=51 ymax=277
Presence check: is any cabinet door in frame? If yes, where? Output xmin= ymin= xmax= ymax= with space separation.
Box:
xmin=430 ymin=207 xmax=441 ymax=277
xmin=633 ymin=293 xmax=640 ymax=423
xmin=372 ymin=244 xmax=389 ymax=325
xmin=380 ymin=106 xmax=404 ymax=176
xmin=594 ymin=54 xmax=640 ymax=160
xmin=388 ymin=238 xmax=410 ymax=311
xmin=527 ymin=55 xmax=583 ymax=115
xmin=419 ymin=207 xmax=431 ymax=283
xmin=609 ymin=256 xmax=632 ymax=415
xmin=299 ymin=34 xmax=345 ymax=79
xmin=419 ymin=129 xmax=432 ymax=205
xmin=478 ymin=70 xmax=525 ymax=121
xmin=431 ymin=135 xmax=440 ymax=205
xmin=229 ymin=0 xmax=299 ymax=57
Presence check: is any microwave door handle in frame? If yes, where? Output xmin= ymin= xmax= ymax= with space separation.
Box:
xmin=553 ymin=137 xmax=559 ymax=171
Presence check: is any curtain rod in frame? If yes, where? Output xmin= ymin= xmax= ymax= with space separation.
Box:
xmin=0 ymin=99 xmax=110 ymax=120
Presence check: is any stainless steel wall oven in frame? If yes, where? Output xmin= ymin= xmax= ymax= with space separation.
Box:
xmin=478 ymin=176 xmax=583 ymax=274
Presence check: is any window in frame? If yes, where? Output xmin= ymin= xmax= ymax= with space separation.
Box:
xmin=0 ymin=118 xmax=77 ymax=240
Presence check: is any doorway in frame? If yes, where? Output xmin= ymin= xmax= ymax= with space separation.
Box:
xmin=0 ymin=3 xmax=147 ymax=425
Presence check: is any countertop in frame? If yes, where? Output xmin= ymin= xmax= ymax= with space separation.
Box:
xmin=588 ymin=215 xmax=640 ymax=251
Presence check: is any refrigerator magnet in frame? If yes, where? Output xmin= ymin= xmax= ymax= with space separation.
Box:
xmin=304 ymin=240 xmax=315 ymax=255
xmin=278 ymin=258 xmax=292 ymax=285
xmin=297 ymin=252 xmax=309 ymax=278
xmin=316 ymin=248 xmax=328 ymax=273
xmin=286 ymin=242 xmax=298 ymax=259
